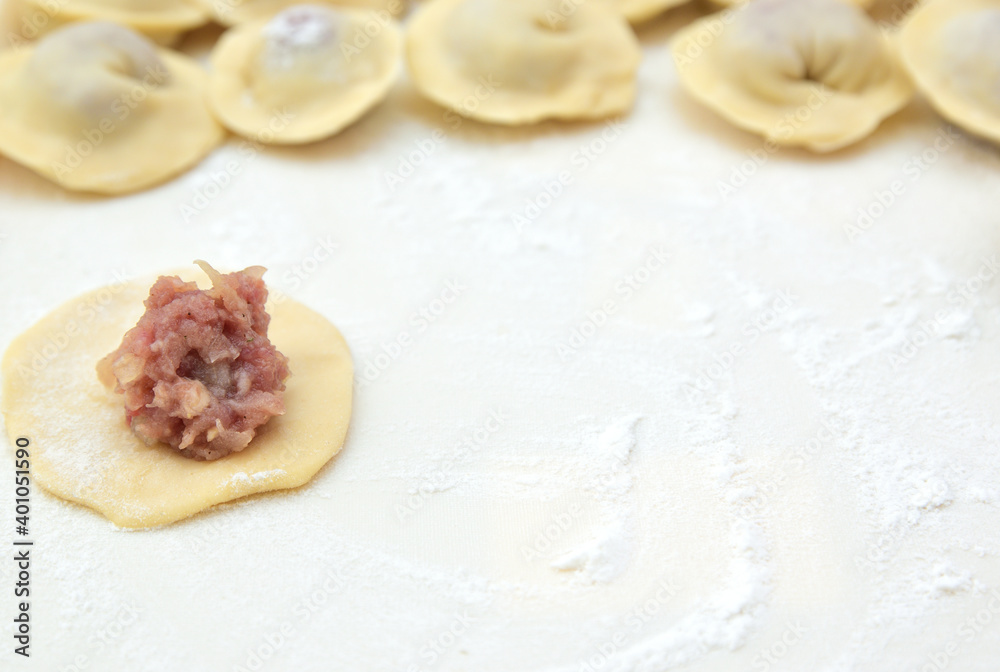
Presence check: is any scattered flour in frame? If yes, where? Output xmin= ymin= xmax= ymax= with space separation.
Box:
xmin=551 ymin=520 xmax=632 ymax=583
xmin=2 ymin=17 xmax=999 ymax=670
xmin=229 ymin=469 xmax=288 ymax=486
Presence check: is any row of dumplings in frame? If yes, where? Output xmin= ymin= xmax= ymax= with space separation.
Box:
xmin=0 ymin=0 xmax=996 ymax=195
xmin=0 ymin=0 xmax=770 ymax=41
xmin=0 ymin=0 xmax=404 ymax=44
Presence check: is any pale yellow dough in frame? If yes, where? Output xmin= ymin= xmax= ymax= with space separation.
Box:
xmin=0 ymin=22 xmax=224 ymax=194
xmin=209 ymin=4 xmax=402 ymax=144
xmin=406 ymin=0 xmax=641 ymax=125
xmin=618 ymin=0 xmax=690 ymax=24
xmin=710 ymin=0 xmax=873 ymax=6
xmin=198 ymin=0 xmax=405 ymax=26
xmin=1 ymin=268 xmax=354 ymax=529
xmin=898 ymin=0 xmax=1000 ymax=145
xmin=4 ymin=0 xmax=210 ymax=46
xmin=672 ymin=0 xmax=913 ymax=152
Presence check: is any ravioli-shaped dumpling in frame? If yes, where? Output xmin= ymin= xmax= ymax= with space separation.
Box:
xmin=0 ymin=0 xmax=33 ymax=50
xmin=710 ymin=0 xmax=872 ymax=6
xmin=407 ymin=0 xmax=641 ymax=125
xmin=618 ymin=0 xmax=690 ymax=24
xmin=0 ymin=22 xmax=224 ymax=194
xmin=209 ymin=4 xmax=402 ymax=144
xmin=672 ymin=0 xmax=913 ymax=151
xmin=899 ymin=0 xmax=1000 ymax=145
xmin=11 ymin=0 xmax=209 ymax=45
xmin=199 ymin=0 xmax=404 ymax=26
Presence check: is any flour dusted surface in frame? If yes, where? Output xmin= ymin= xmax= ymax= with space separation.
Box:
xmin=1 ymin=5 xmax=1000 ymax=670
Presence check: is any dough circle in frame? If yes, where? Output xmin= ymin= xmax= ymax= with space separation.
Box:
xmin=671 ymin=0 xmax=912 ymax=152
xmin=0 ymin=22 xmax=224 ymax=195
xmin=406 ymin=0 xmax=641 ymax=125
xmin=209 ymin=5 xmax=402 ymax=144
xmin=898 ymin=0 xmax=1000 ymax=145
xmin=1 ymin=268 xmax=354 ymax=529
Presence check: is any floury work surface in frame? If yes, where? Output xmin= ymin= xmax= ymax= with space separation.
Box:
xmin=1 ymin=6 xmax=1000 ymax=670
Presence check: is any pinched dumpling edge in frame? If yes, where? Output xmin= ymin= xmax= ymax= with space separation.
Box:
xmin=671 ymin=6 xmax=913 ymax=152
xmin=898 ymin=0 xmax=1000 ymax=144
xmin=208 ymin=9 xmax=403 ymax=144
xmin=406 ymin=0 xmax=641 ymax=125
xmin=0 ymin=32 xmax=224 ymax=194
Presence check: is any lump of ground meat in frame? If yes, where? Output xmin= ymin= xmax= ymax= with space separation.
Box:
xmin=98 ymin=261 xmax=291 ymax=461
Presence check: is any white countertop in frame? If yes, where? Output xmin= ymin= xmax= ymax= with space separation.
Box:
xmin=1 ymin=5 xmax=1000 ymax=670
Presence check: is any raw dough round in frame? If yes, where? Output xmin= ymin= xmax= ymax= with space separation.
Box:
xmin=406 ymin=0 xmax=641 ymax=125
xmin=199 ymin=0 xmax=405 ymax=26
xmin=898 ymin=0 xmax=1000 ymax=145
xmin=1 ymin=267 xmax=354 ymax=529
xmin=0 ymin=21 xmax=224 ymax=194
xmin=209 ymin=4 xmax=402 ymax=144
xmin=8 ymin=0 xmax=209 ymax=46
xmin=672 ymin=0 xmax=913 ymax=152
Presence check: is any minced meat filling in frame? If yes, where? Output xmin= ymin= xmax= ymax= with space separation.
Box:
xmin=98 ymin=262 xmax=291 ymax=461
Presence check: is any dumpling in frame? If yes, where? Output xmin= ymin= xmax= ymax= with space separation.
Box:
xmin=898 ymin=0 xmax=1000 ymax=145
xmin=618 ymin=0 xmax=691 ymax=24
xmin=672 ymin=0 xmax=913 ymax=152
xmin=0 ymin=21 xmax=224 ymax=194
xmin=4 ymin=0 xmax=209 ymax=46
xmin=209 ymin=4 xmax=402 ymax=144
xmin=0 ymin=0 xmax=34 ymax=50
xmin=199 ymin=0 xmax=404 ymax=26
xmin=710 ymin=0 xmax=872 ymax=6
xmin=406 ymin=0 xmax=641 ymax=125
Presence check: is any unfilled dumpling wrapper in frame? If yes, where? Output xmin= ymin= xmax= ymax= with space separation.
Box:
xmin=199 ymin=0 xmax=405 ymax=26
xmin=5 ymin=0 xmax=210 ymax=46
xmin=672 ymin=0 xmax=913 ymax=151
xmin=209 ymin=4 xmax=402 ymax=144
xmin=618 ymin=0 xmax=690 ymax=24
xmin=407 ymin=0 xmax=641 ymax=125
xmin=899 ymin=0 xmax=1000 ymax=145
xmin=0 ymin=21 xmax=224 ymax=194
xmin=1 ymin=267 xmax=354 ymax=528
